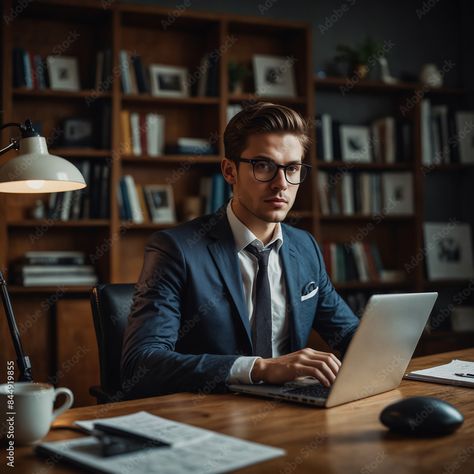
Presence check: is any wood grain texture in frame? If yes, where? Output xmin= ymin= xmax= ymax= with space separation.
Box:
xmin=12 ymin=349 xmax=474 ymax=473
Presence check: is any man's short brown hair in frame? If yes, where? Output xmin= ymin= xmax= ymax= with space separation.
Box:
xmin=223 ymin=102 xmax=310 ymax=161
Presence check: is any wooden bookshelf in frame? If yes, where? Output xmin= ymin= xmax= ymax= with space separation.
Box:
xmin=314 ymin=74 xmax=473 ymax=355
xmin=0 ymin=0 xmax=314 ymax=398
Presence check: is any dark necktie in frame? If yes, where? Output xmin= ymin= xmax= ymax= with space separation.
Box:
xmin=245 ymin=243 xmax=274 ymax=358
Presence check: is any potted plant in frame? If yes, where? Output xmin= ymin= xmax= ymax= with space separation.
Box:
xmin=334 ymin=37 xmax=381 ymax=79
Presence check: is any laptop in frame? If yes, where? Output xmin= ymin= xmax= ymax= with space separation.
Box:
xmin=229 ymin=292 xmax=438 ymax=408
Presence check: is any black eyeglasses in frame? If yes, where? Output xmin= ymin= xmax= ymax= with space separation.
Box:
xmin=233 ymin=157 xmax=311 ymax=185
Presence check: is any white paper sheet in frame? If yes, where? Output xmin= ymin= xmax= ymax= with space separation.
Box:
xmin=37 ymin=411 xmax=285 ymax=474
xmin=405 ymin=359 xmax=474 ymax=387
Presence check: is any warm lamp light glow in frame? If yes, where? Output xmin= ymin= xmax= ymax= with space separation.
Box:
xmin=0 ymin=121 xmax=86 ymax=194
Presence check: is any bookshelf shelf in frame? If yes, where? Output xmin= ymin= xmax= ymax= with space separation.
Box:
xmin=228 ymin=94 xmax=308 ymax=105
xmin=318 ymin=161 xmax=413 ymax=171
xmin=13 ymin=88 xmax=112 ymax=100
xmin=121 ymin=155 xmax=221 ymax=164
xmin=320 ymin=214 xmax=415 ymax=221
xmin=119 ymin=222 xmax=175 ymax=230
xmin=7 ymin=285 xmax=94 ymax=294
xmin=421 ymin=163 xmax=474 ymax=172
xmin=423 ymin=279 xmax=474 ymax=289
xmin=50 ymin=148 xmax=112 ymax=158
xmin=314 ymin=77 xmax=463 ymax=95
xmin=334 ymin=281 xmax=411 ymax=291
xmin=121 ymin=95 xmax=220 ymax=106
xmin=7 ymin=220 xmax=110 ymax=228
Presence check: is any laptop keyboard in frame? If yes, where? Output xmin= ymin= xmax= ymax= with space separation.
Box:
xmin=284 ymin=384 xmax=331 ymax=399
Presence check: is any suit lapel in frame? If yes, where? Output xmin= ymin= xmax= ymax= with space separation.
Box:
xmin=280 ymin=226 xmax=304 ymax=351
xmin=207 ymin=209 xmax=253 ymax=348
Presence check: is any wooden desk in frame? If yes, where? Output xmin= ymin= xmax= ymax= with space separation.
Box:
xmin=13 ymin=349 xmax=474 ymax=473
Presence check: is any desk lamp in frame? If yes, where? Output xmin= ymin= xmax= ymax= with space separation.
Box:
xmin=0 ymin=119 xmax=86 ymax=381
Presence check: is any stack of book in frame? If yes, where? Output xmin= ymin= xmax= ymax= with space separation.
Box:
xmin=48 ymin=161 xmax=110 ymax=220
xmin=120 ymin=111 xmax=165 ymax=157
xmin=165 ymin=137 xmax=217 ymax=155
xmin=317 ymin=171 xmax=414 ymax=216
xmin=11 ymin=251 xmax=98 ymax=287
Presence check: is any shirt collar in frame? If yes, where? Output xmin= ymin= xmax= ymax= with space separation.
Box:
xmin=226 ymin=200 xmax=283 ymax=253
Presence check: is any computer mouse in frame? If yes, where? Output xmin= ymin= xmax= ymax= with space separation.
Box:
xmin=380 ymin=396 xmax=464 ymax=436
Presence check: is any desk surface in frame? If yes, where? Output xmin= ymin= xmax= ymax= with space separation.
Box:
xmin=13 ymin=349 xmax=474 ymax=474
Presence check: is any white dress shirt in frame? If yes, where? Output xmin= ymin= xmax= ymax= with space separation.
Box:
xmin=226 ymin=201 xmax=290 ymax=384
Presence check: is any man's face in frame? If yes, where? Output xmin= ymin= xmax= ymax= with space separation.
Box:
xmin=224 ymin=133 xmax=304 ymax=225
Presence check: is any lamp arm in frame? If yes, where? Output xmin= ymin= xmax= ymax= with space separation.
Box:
xmin=0 ymin=270 xmax=33 ymax=382
xmin=0 ymin=139 xmax=20 ymax=157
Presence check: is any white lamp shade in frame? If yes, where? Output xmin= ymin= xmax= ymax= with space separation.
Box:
xmin=0 ymin=137 xmax=86 ymax=193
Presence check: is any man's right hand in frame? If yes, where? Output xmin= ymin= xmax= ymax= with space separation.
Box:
xmin=250 ymin=348 xmax=341 ymax=387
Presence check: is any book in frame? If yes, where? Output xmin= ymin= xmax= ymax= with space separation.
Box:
xmin=20 ymin=274 xmax=98 ymax=287
xmin=405 ymin=359 xmax=474 ymax=388
xmin=36 ymin=411 xmax=284 ymax=474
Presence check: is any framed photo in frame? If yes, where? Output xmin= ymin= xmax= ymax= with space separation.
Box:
xmin=340 ymin=125 xmax=372 ymax=162
xmin=252 ymin=54 xmax=296 ymax=98
xmin=47 ymin=56 xmax=80 ymax=91
xmin=144 ymin=184 xmax=176 ymax=224
xmin=61 ymin=118 xmax=94 ymax=147
xmin=456 ymin=111 xmax=474 ymax=163
xmin=424 ymin=222 xmax=474 ymax=280
xmin=149 ymin=64 xmax=189 ymax=97
xmin=382 ymin=172 xmax=414 ymax=215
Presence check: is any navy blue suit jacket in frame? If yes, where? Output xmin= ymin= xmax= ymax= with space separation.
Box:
xmin=121 ymin=206 xmax=360 ymax=398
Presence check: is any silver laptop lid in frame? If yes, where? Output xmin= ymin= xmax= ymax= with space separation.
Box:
xmin=326 ymin=292 xmax=438 ymax=408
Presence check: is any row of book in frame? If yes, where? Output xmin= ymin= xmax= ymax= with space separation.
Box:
xmin=120 ymin=111 xmax=165 ymax=156
xmin=421 ymin=101 xmax=474 ymax=165
xmin=317 ymin=171 xmax=414 ymax=216
xmin=48 ymin=161 xmax=110 ymax=220
xmin=322 ymin=242 xmax=387 ymax=284
xmin=11 ymin=251 xmax=98 ymax=287
xmin=316 ymin=114 xmax=412 ymax=163
xmin=119 ymin=110 xmax=217 ymax=156
xmin=13 ymin=48 xmax=50 ymax=90
xmin=119 ymin=50 xmax=219 ymax=97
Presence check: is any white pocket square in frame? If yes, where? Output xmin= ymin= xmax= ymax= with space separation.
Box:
xmin=301 ymin=286 xmax=319 ymax=301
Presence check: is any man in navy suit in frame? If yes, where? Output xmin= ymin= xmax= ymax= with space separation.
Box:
xmin=121 ymin=102 xmax=360 ymax=398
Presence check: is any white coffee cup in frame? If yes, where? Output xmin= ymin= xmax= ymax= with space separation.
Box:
xmin=0 ymin=382 xmax=74 ymax=445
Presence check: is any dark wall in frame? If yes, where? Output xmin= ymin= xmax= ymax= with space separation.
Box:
xmin=127 ymin=0 xmax=465 ymax=88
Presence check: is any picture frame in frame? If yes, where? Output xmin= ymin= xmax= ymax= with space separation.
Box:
xmin=340 ymin=125 xmax=372 ymax=162
xmin=455 ymin=111 xmax=474 ymax=163
xmin=143 ymin=184 xmax=176 ymax=224
xmin=61 ymin=118 xmax=95 ymax=147
xmin=382 ymin=172 xmax=414 ymax=215
xmin=149 ymin=64 xmax=189 ymax=97
xmin=47 ymin=56 xmax=80 ymax=91
xmin=424 ymin=222 xmax=474 ymax=280
xmin=252 ymin=54 xmax=296 ymax=98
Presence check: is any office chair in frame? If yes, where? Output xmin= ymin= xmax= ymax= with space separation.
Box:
xmin=89 ymin=283 xmax=135 ymax=404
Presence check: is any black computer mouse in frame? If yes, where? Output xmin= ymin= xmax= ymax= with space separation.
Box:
xmin=380 ymin=396 xmax=464 ymax=436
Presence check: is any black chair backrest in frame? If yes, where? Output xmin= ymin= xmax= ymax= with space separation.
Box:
xmin=90 ymin=284 xmax=135 ymax=400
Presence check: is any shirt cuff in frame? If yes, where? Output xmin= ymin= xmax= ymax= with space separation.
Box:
xmin=227 ymin=356 xmax=261 ymax=384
